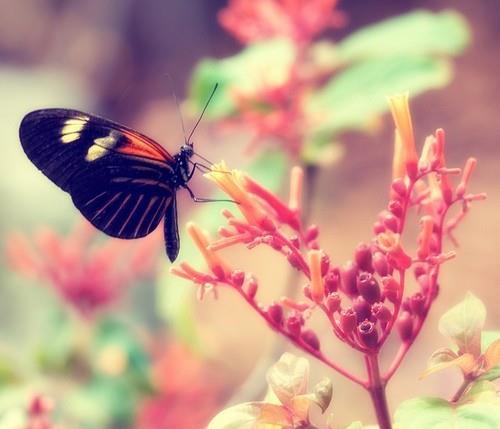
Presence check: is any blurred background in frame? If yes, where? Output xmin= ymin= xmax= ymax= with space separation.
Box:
xmin=0 ymin=0 xmax=498 ymax=428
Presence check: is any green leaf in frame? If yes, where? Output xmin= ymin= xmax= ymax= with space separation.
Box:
xmin=157 ymin=151 xmax=287 ymax=345
xmin=188 ymin=38 xmax=296 ymax=119
xmin=266 ymin=353 xmax=310 ymax=409
xmin=207 ymin=402 xmax=292 ymax=429
xmin=481 ymin=331 xmax=500 ymax=352
xmin=394 ymin=394 xmax=500 ymax=429
xmin=438 ymin=292 xmax=486 ymax=357
xmin=336 ymin=10 xmax=470 ymax=63
xmin=306 ymin=56 xmax=452 ymax=137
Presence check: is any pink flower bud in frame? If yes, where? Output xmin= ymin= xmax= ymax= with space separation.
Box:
xmin=388 ymin=199 xmax=403 ymax=218
xmin=413 ymin=265 xmax=426 ymax=279
xmin=409 ymin=292 xmax=426 ymax=316
xmin=301 ymin=329 xmax=320 ymax=351
xmin=357 ymin=273 xmax=381 ymax=304
xmin=290 ymin=236 xmax=300 ymax=248
xmin=287 ymin=252 xmax=303 ymax=270
xmin=321 ymin=253 xmax=330 ymax=276
xmin=326 ymin=292 xmax=341 ymax=313
xmin=340 ymin=261 xmax=359 ymax=296
xmin=354 ymin=243 xmax=373 ymax=273
xmin=305 ymin=225 xmax=319 ymax=243
xmin=383 ymin=213 xmax=399 ymax=232
xmin=381 ymin=276 xmax=400 ymax=303
xmin=371 ymin=302 xmax=392 ymax=323
xmin=268 ymin=303 xmax=283 ymax=325
xmin=373 ymin=221 xmax=386 ymax=234
xmin=286 ymin=315 xmax=302 ymax=337
xmin=372 ymin=252 xmax=390 ymax=277
xmin=230 ymin=270 xmax=245 ymax=287
xmin=358 ymin=320 xmax=379 ymax=348
xmin=246 ymin=277 xmax=258 ymax=299
xmin=303 ymin=285 xmax=312 ymax=299
xmin=397 ymin=311 xmax=414 ymax=342
xmin=340 ymin=309 xmax=357 ymax=334
xmin=353 ymin=296 xmax=372 ymax=322
xmin=324 ymin=269 xmax=339 ymax=294
xmin=391 ymin=178 xmax=407 ymax=197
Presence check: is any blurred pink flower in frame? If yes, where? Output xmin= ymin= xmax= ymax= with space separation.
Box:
xmin=6 ymin=220 xmax=161 ymax=318
xmin=219 ymin=0 xmax=345 ymax=44
xmin=134 ymin=344 xmax=226 ymax=429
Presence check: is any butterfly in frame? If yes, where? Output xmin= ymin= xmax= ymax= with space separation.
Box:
xmin=18 ymin=87 xmax=219 ymax=262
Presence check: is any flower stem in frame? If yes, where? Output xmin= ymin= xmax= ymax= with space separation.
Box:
xmin=365 ymin=354 xmax=392 ymax=429
xmin=451 ymin=376 xmax=473 ymax=403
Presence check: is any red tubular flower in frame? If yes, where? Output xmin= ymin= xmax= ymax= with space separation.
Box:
xmin=6 ymin=221 xmax=161 ymax=318
xmin=219 ymin=0 xmax=345 ymax=44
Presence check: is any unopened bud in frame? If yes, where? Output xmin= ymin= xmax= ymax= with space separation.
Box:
xmin=355 ymin=243 xmax=373 ymax=272
xmin=353 ymin=296 xmax=371 ymax=322
xmin=357 ymin=273 xmax=381 ymax=304
xmin=326 ymin=292 xmax=341 ymax=313
xmin=372 ymin=252 xmax=390 ymax=277
xmin=246 ymin=277 xmax=258 ymax=299
xmin=303 ymin=285 xmax=312 ymax=300
xmin=388 ymin=199 xmax=403 ymax=218
xmin=321 ymin=253 xmax=330 ymax=276
xmin=340 ymin=309 xmax=357 ymax=334
xmin=301 ymin=329 xmax=320 ymax=351
xmin=267 ymin=303 xmax=283 ymax=325
xmin=371 ymin=302 xmax=392 ymax=323
xmin=409 ymin=292 xmax=426 ymax=316
xmin=324 ymin=269 xmax=340 ymax=293
xmin=397 ymin=311 xmax=414 ymax=342
xmin=286 ymin=315 xmax=302 ymax=337
xmin=305 ymin=225 xmax=319 ymax=243
xmin=340 ymin=261 xmax=359 ymax=296
xmin=381 ymin=276 xmax=400 ymax=303
xmin=358 ymin=320 xmax=379 ymax=348
xmin=230 ymin=270 xmax=245 ymax=287
xmin=383 ymin=213 xmax=399 ymax=232
xmin=391 ymin=178 xmax=407 ymax=197
xmin=373 ymin=221 xmax=386 ymax=234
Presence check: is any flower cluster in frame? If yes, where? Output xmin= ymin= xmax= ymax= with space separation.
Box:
xmin=171 ymin=94 xmax=485 ymax=386
xmin=219 ymin=0 xmax=345 ymax=45
xmin=6 ymin=220 xmax=161 ymax=318
xmin=134 ymin=344 xmax=227 ymax=429
xmin=214 ymin=0 xmax=345 ymax=157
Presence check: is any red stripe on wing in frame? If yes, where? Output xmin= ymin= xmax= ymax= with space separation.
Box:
xmin=118 ymin=129 xmax=174 ymax=162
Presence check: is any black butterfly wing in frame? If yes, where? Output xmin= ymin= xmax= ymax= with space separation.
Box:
xmin=69 ymin=154 xmax=174 ymax=240
xmin=164 ymin=195 xmax=180 ymax=262
xmin=19 ymin=108 xmax=174 ymax=191
xmin=19 ymin=109 xmax=182 ymax=261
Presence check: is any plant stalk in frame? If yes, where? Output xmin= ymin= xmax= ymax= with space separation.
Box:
xmin=365 ymin=354 xmax=392 ymax=429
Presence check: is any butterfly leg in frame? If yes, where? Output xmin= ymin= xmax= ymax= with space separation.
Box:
xmin=183 ymin=185 xmax=238 ymax=204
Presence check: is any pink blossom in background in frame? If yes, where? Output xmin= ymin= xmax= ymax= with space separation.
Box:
xmin=6 ymin=220 xmax=162 ymax=318
xmin=219 ymin=0 xmax=345 ymax=44
xmin=134 ymin=344 xmax=227 ymax=429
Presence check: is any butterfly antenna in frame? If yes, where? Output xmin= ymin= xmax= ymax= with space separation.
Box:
xmin=194 ymin=151 xmax=214 ymax=166
xmin=165 ymin=73 xmax=188 ymax=143
xmin=187 ymin=83 xmax=219 ymax=144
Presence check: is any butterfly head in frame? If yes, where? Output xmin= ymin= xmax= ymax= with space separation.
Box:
xmin=180 ymin=141 xmax=194 ymax=158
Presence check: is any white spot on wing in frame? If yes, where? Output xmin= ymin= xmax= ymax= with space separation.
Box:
xmin=60 ymin=118 xmax=87 ymax=144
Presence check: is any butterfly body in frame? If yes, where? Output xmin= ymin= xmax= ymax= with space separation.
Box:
xmin=19 ymin=108 xmax=196 ymax=262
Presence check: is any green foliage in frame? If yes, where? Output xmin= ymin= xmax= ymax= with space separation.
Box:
xmin=207 ymin=353 xmax=332 ymax=429
xmin=306 ymin=56 xmax=451 ymax=136
xmin=188 ymin=38 xmax=296 ymax=118
xmin=438 ymin=292 xmax=486 ymax=357
xmin=394 ymin=387 xmax=500 ymax=429
xmin=334 ymin=10 xmax=469 ymax=62
xmin=187 ymin=10 xmax=470 ymax=164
